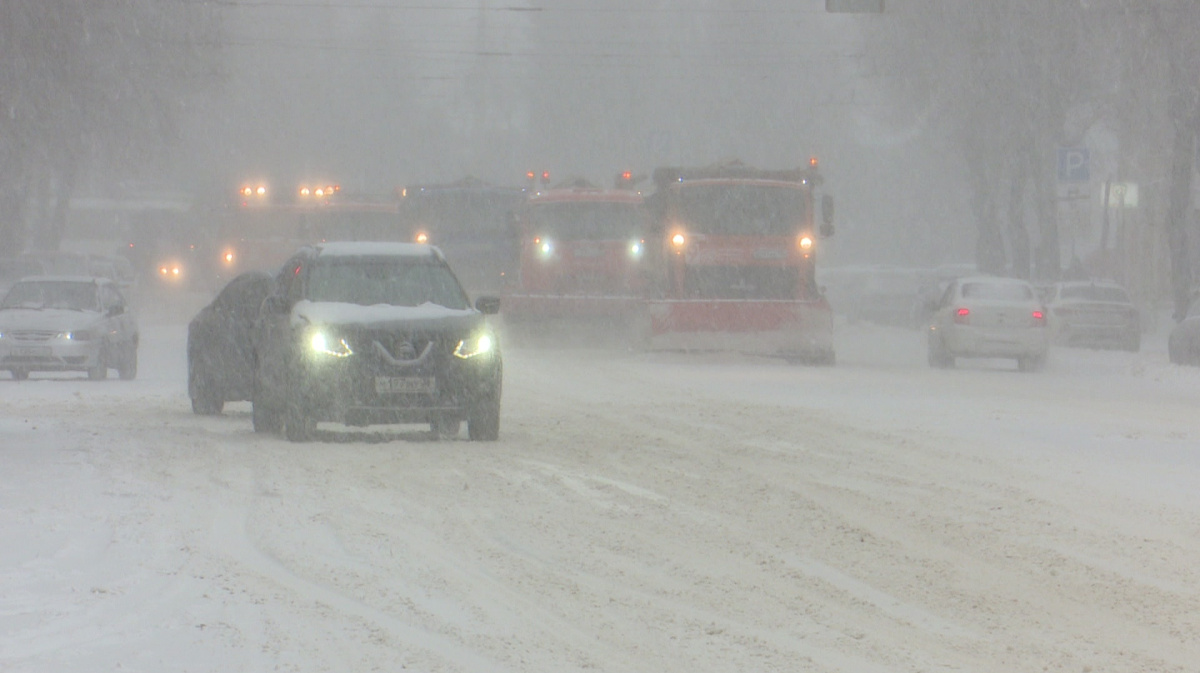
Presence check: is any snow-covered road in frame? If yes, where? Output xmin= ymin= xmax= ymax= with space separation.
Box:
xmin=2 ymin=312 xmax=1198 ymax=672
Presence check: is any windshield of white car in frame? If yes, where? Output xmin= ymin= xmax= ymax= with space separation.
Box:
xmin=0 ymin=281 xmax=100 ymax=311
xmin=305 ymin=258 xmax=470 ymax=310
xmin=1060 ymin=285 xmax=1130 ymax=303
xmin=961 ymin=282 xmax=1033 ymax=301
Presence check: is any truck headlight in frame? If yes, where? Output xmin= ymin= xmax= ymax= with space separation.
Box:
xmin=454 ymin=333 xmax=494 ymax=359
xmin=310 ymin=330 xmax=353 ymax=357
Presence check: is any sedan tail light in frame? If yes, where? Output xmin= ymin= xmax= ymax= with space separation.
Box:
xmin=954 ymin=307 xmax=970 ymax=325
xmin=1032 ymin=310 xmax=1046 ymax=326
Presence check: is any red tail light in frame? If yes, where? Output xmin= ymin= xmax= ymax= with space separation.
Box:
xmin=1032 ymin=310 xmax=1046 ymax=325
xmin=954 ymin=307 xmax=970 ymax=324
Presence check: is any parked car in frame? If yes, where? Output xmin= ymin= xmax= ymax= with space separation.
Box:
xmin=0 ymin=276 xmax=138 ymax=380
xmin=187 ymin=270 xmax=273 ymax=414
xmin=251 ymin=242 xmax=503 ymax=442
xmin=1168 ymin=291 xmax=1200 ymax=366
xmin=912 ymin=262 xmax=978 ymax=328
xmin=1044 ymin=281 xmax=1140 ymax=351
xmin=927 ymin=275 xmax=1049 ymax=371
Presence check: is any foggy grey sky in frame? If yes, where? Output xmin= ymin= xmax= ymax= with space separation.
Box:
xmin=201 ymin=3 xmax=871 ymax=184
xmin=171 ymin=1 xmax=949 ymax=264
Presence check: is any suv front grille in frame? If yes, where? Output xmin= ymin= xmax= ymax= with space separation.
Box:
xmin=9 ymin=330 xmax=59 ymax=341
xmin=344 ymin=331 xmax=452 ymax=366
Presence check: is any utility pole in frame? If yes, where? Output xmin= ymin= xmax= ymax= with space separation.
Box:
xmin=1157 ymin=0 xmax=1199 ymax=320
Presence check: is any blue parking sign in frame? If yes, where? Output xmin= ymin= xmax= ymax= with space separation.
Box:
xmin=1057 ymin=147 xmax=1089 ymax=182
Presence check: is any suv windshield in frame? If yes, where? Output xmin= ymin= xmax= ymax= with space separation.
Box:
xmin=2 ymin=281 xmax=100 ymax=311
xmin=306 ymin=258 xmax=469 ymax=310
xmin=677 ymin=184 xmax=807 ymax=235
xmin=529 ymin=202 xmax=644 ymax=241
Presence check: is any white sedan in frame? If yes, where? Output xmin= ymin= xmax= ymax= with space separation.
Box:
xmin=926 ymin=275 xmax=1049 ymax=371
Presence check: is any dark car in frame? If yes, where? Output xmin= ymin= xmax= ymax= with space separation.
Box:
xmin=251 ymin=242 xmax=502 ymax=442
xmin=1168 ymin=291 xmax=1200 ymax=365
xmin=187 ymin=270 xmax=273 ymax=414
xmin=1045 ymin=281 xmax=1140 ymax=351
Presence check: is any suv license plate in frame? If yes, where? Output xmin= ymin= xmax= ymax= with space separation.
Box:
xmin=375 ymin=376 xmax=435 ymax=395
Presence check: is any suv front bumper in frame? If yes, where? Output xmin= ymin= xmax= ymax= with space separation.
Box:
xmin=289 ymin=350 xmax=501 ymax=427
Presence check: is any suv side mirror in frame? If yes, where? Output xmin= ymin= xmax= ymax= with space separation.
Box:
xmin=475 ymin=296 xmax=501 ymax=315
xmin=107 ymin=305 xmax=125 ymax=317
xmin=262 ymin=295 xmax=290 ymax=315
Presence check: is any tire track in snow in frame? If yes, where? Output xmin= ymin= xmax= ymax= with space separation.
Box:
xmin=208 ymin=494 xmax=509 ymax=673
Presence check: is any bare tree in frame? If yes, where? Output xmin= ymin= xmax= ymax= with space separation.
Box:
xmin=0 ymin=0 xmax=221 ymax=252
xmin=863 ymin=1 xmax=1102 ymax=280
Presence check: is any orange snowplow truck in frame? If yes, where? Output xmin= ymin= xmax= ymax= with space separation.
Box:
xmin=502 ymin=175 xmax=650 ymax=330
xmin=644 ymin=159 xmax=836 ymax=364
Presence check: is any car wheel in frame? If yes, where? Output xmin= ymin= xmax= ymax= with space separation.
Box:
xmin=804 ymin=349 xmax=836 ymax=367
xmin=191 ymin=392 xmax=224 ymax=415
xmin=189 ymin=364 xmax=224 ymax=415
xmin=1168 ymin=336 xmax=1187 ymax=365
xmin=467 ymin=396 xmax=500 ymax=442
xmin=927 ymin=337 xmax=954 ymax=369
xmin=1017 ymin=353 xmax=1046 ymax=372
xmin=284 ymin=408 xmax=316 ymax=442
xmin=431 ymin=416 xmax=462 ymax=440
xmin=11 ymin=369 xmax=29 ymax=381
xmin=87 ymin=356 xmax=107 ymax=381
xmin=252 ymin=400 xmax=282 ymax=433
xmin=118 ymin=343 xmax=138 ymax=380
xmin=1122 ymin=333 xmax=1141 ymax=353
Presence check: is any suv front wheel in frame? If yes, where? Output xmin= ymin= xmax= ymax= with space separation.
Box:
xmin=467 ymin=395 xmax=500 ymax=441
xmin=284 ymin=400 xmax=316 ymax=442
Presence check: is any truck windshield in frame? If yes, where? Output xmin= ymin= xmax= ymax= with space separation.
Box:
xmin=305 ymin=258 xmax=470 ymax=310
xmin=528 ymin=202 xmax=644 ymax=241
xmin=676 ymin=184 xmax=807 ymax=235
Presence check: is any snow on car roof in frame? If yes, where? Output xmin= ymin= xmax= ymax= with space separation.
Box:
xmin=1058 ymin=280 xmax=1126 ymax=289
xmin=15 ymin=275 xmax=108 ymax=284
xmin=314 ymin=242 xmax=439 ymax=259
xmin=958 ymin=275 xmax=1033 ymax=286
xmin=291 ymin=300 xmax=475 ymax=326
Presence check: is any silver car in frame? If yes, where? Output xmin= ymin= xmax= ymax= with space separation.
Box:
xmin=927 ymin=275 xmax=1049 ymax=372
xmin=1168 ymin=292 xmax=1200 ymax=366
xmin=1044 ymin=281 xmax=1140 ymax=351
xmin=0 ymin=276 xmax=139 ymax=380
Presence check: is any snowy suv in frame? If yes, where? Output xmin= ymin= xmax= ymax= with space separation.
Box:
xmin=251 ymin=242 xmax=502 ymax=442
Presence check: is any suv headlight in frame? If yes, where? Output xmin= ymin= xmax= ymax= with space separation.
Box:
xmin=454 ymin=332 xmax=494 ymax=359
xmin=57 ymin=330 xmax=92 ymax=341
xmin=309 ymin=330 xmax=353 ymax=358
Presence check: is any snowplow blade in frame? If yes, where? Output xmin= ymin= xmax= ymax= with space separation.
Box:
xmin=503 ymin=293 xmax=644 ymax=321
xmin=645 ymin=299 xmax=834 ymax=362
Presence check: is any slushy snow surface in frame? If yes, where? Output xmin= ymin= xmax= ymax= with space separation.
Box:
xmin=2 ymin=305 xmax=1198 ymax=672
